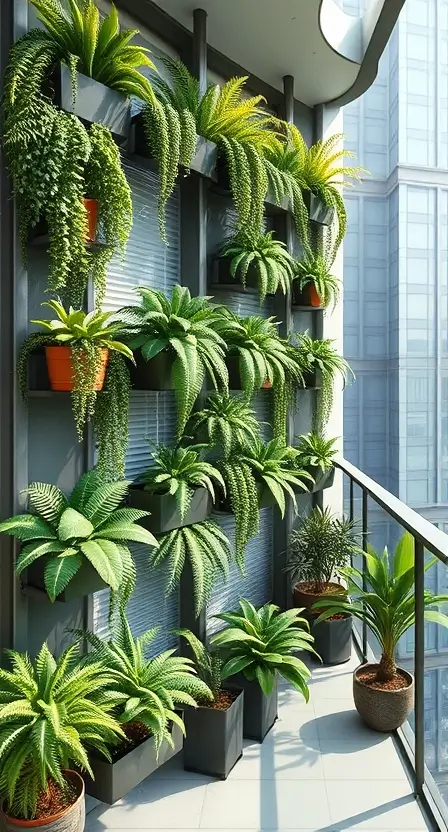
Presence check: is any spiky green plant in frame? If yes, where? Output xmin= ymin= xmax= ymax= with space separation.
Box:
xmin=137 ymin=443 xmax=225 ymax=521
xmin=294 ymin=432 xmax=338 ymax=474
xmin=72 ymin=609 xmax=212 ymax=754
xmin=293 ymin=251 xmax=340 ymax=310
xmin=150 ymin=520 xmax=232 ymax=616
xmin=119 ymin=285 xmax=237 ymax=437
xmin=293 ymin=332 xmax=354 ymax=432
xmin=187 ymin=392 xmax=261 ymax=459
xmin=242 ymin=438 xmax=313 ymax=516
xmin=18 ymin=301 xmax=134 ymax=442
xmin=211 ymin=600 xmax=318 ymax=698
xmin=0 ymin=642 xmax=123 ymax=820
xmin=175 ymin=629 xmax=223 ymax=700
xmin=144 ymin=57 xmax=279 ymax=239
xmin=220 ymin=228 xmax=295 ymax=304
xmin=0 ymin=469 xmax=157 ymax=602
xmin=263 ymin=126 xmax=311 ymax=254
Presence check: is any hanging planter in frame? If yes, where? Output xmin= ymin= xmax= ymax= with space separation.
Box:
xmin=303 ymin=367 xmax=323 ymax=390
xmin=301 ymin=464 xmax=335 ymax=493
xmin=83 ymin=198 xmax=99 ymax=242
xmin=292 ymin=282 xmax=322 ymax=308
xmin=129 ymin=485 xmax=212 ymax=534
xmin=304 ymin=190 xmax=335 ymax=227
xmin=0 ymin=770 xmax=85 ymax=832
xmin=45 ymin=346 xmax=109 ymax=392
xmin=55 ymin=64 xmax=131 ymax=143
xmin=183 ymin=686 xmax=244 ymax=779
xmin=226 ymin=354 xmax=272 ymax=391
xmin=132 ymin=116 xmax=218 ymax=180
xmin=129 ymin=349 xmax=174 ymax=390
xmin=25 ymin=557 xmax=107 ymax=602
xmin=211 ymin=257 xmax=260 ymax=292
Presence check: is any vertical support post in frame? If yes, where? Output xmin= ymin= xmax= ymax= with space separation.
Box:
xmin=414 ymin=537 xmax=425 ymax=797
xmin=349 ymin=477 xmax=354 ymax=566
xmin=361 ymin=489 xmax=368 ymax=661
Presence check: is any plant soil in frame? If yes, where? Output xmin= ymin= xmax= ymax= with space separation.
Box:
xmin=30 ymin=778 xmax=78 ymax=821
xmin=110 ymin=721 xmax=151 ymax=762
xmin=199 ymin=689 xmax=239 ymax=711
xmin=299 ymin=581 xmax=342 ymax=596
xmin=357 ymin=667 xmax=410 ymax=692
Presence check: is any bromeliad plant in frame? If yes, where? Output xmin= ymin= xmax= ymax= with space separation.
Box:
xmin=150 ymin=520 xmax=233 ymax=616
xmin=0 ymin=469 xmax=157 ymax=602
xmin=0 ymin=641 xmax=123 ymax=821
xmin=293 ymin=333 xmax=353 ymax=432
xmin=17 ymin=300 xmax=134 ymax=443
xmin=220 ymin=228 xmax=295 ymax=304
xmin=144 ymin=57 xmax=279 ymax=239
xmin=119 ymin=285 xmax=235 ymax=437
xmin=210 ymin=600 xmax=317 ymax=698
xmin=293 ymin=251 xmax=340 ymax=310
xmin=73 ymin=609 xmax=212 ymax=754
xmin=187 ymin=393 xmax=261 ymax=459
xmin=137 ymin=443 xmax=225 ymax=521
xmin=313 ymin=532 xmax=448 ymax=683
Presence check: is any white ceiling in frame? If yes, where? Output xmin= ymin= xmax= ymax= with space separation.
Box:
xmin=150 ymin=0 xmax=365 ymax=106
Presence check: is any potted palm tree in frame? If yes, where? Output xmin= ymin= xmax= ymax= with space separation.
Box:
xmin=314 ymin=533 xmax=448 ymax=731
xmin=0 ymin=641 xmax=123 ymax=831
xmin=129 ymin=442 xmax=224 ymax=533
xmin=73 ymin=610 xmax=212 ymax=804
xmin=287 ymin=507 xmax=360 ymax=665
xmin=293 ymin=432 xmax=337 ymax=492
xmin=175 ymin=629 xmax=244 ymax=779
xmin=0 ymin=469 xmax=157 ymax=602
xmin=216 ymin=228 xmax=295 ymax=304
xmin=210 ymin=600 xmax=317 ymax=742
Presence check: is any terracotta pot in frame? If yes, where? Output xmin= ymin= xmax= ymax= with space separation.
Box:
xmin=353 ymin=662 xmax=414 ymax=732
xmin=83 ymin=198 xmax=98 ymax=242
xmin=45 ymin=346 xmax=109 ymax=392
xmin=305 ymin=284 xmax=322 ymax=307
xmin=261 ymin=379 xmax=273 ymax=389
xmin=293 ymin=581 xmax=345 ymax=614
xmin=1 ymin=770 xmax=85 ymax=831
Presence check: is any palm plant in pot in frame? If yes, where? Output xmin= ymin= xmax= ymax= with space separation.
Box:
xmin=293 ymin=432 xmax=337 ymax=492
xmin=217 ymin=228 xmax=295 ymax=304
xmin=129 ymin=442 xmax=224 ymax=533
xmin=0 ymin=641 xmax=123 ymax=831
xmin=292 ymin=251 xmax=340 ymax=310
xmin=72 ymin=609 xmax=212 ymax=803
xmin=211 ymin=600 xmax=317 ymax=741
xmin=175 ymin=629 xmax=244 ymax=779
xmin=287 ymin=507 xmax=360 ymax=665
xmin=187 ymin=392 xmax=261 ymax=459
xmin=0 ymin=469 xmax=157 ymax=603
xmin=313 ymin=532 xmax=448 ymax=731
xmin=293 ymin=332 xmax=354 ymax=432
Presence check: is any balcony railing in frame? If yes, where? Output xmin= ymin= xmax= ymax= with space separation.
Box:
xmin=336 ymin=457 xmax=448 ymax=831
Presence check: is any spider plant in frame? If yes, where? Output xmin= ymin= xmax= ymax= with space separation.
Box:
xmin=73 ymin=609 xmax=213 ymax=754
xmin=144 ymin=56 xmax=279 ymax=239
xmin=0 ymin=642 xmax=123 ymax=820
xmin=0 ymin=469 xmax=157 ymax=602
xmin=293 ymin=333 xmax=354 ymax=432
xmin=137 ymin=443 xmax=225 ymax=520
xmin=220 ymin=228 xmax=295 ymax=304
xmin=211 ymin=600 xmax=317 ymax=698
xmin=263 ymin=125 xmax=311 ymax=253
xmin=294 ymin=432 xmax=338 ymax=474
xmin=150 ymin=520 xmax=233 ymax=616
xmin=187 ymin=392 xmax=261 ymax=459
xmin=118 ymin=285 xmax=237 ymax=437
xmin=293 ymin=251 xmax=340 ymax=310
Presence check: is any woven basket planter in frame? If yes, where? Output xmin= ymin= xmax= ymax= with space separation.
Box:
xmin=353 ymin=663 xmax=414 ymax=732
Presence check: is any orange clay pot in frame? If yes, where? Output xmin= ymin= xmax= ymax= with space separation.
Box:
xmin=45 ymin=346 xmax=109 ymax=392
xmin=306 ymin=284 xmax=322 ymax=307
xmin=262 ymin=379 xmax=273 ymax=389
xmin=83 ymin=198 xmax=99 ymax=242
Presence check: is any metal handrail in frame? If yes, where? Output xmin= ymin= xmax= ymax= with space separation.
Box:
xmin=335 ymin=456 xmax=448 ymax=828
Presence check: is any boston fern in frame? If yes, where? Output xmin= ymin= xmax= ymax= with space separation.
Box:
xmin=263 ymin=125 xmax=312 ymax=254
xmin=188 ymin=392 xmax=261 ymax=459
xmin=242 ymin=438 xmax=313 ymax=515
xmin=294 ymin=251 xmax=340 ymax=311
xmin=73 ymin=610 xmax=212 ymax=754
xmin=137 ymin=443 xmax=225 ymax=521
xmin=175 ymin=629 xmax=223 ymax=700
xmin=220 ymin=228 xmax=295 ymax=304
xmin=0 ymin=469 xmax=157 ymax=602
xmin=0 ymin=641 xmax=123 ymax=820
xmin=293 ymin=332 xmax=353 ymax=432
xmin=150 ymin=520 xmax=233 ymax=616
xmin=211 ymin=600 xmax=317 ymax=699
xmin=119 ymin=285 xmax=234 ymax=437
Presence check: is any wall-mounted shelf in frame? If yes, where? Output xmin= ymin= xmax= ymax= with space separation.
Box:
xmin=292 ymin=304 xmax=323 ymax=312
xmin=29 ymin=233 xmax=110 ymax=252
xmin=208 ymin=282 xmax=259 ymax=295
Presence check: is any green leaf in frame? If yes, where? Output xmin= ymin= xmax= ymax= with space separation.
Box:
xmin=79 ymin=540 xmax=122 ymax=590
xmin=44 ymin=554 xmax=83 ymax=602
xmin=58 ymin=508 xmax=94 ymax=542
xmin=393 ymin=532 xmax=415 ymax=578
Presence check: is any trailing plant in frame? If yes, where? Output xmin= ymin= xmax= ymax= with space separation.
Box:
xmin=119 ymin=285 xmax=236 ymax=437
xmin=175 ymin=629 xmax=223 ymax=700
xmin=187 ymin=392 xmax=261 ymax=459
xmin=217 ymin=455 xmax=259 ymax=568
xmin=18 ymin=301 xmax=134 ymax=441
xmin=293 ymin=332 xmax=353 ymax=432
xmin=313 ymin=532 xmax=448 ymax=683
xmin=3 ymin=21 xmax=135 ymax=306
xmin=211 ymin=600 xmax=317 ymax=698
xmin=150 ymin=520 xmax=233 ymax=616
xmin=219 ymin=310 xmax=303 ymax=439
xmin=73 ymin=609 xmax=212 ymax=754
xmin=287 ymin=506 xmax=361 ymax=594
xmin=0 ymin=469 xmax=157 ymax=602
xmin=294 ymin=432 xmax=338 ymax=474
xmin=0 ymin=641 xmax=123 ymax=820
xmin=263 ymin=125 xmax=311 ymax=254
xmin=220 ymin=228 xmax=295 ymax=304
xmin=144 ymin=57 xmax=279 ymax=239
xmin=137 ymin=442 xmax=225 ymax=520
xmin=94 ymin=351 xmax=131 ymax=481
xmin=293 ymin=250 xmax=340 ymax=310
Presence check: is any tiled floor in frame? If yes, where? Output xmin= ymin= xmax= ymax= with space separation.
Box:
xmin=86 ymin=651 xmax=432 ymax=831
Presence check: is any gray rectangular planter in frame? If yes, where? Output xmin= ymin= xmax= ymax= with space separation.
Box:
xmin=310 ymin=614 xmax=352 ymax=666
xmin=210 ymin=257 xmax=260 ymax=292
xmin=226 ymin=355 xmax=273 ymax=392
xmin=303 ymin=368 xmax=323 ymax=390
xmin=183 ymin=686 xmax=243 ymax=779
xmin=232 ymin=673 xmax=278 ymax=742
xmin=129 ymin=486 xmax=212 ymax=534
xmin=26 ymin=558 xmax=107 ymax=602
xmin=306 ymin=465 xmax=335 ymax=493
xmin=131 ymin=119 xmax=217 ymax=181
xmin=56 ymin=64 xmax=131 ymax=142
xmin=84 ymin=722 xmax=183 ymax=804
xmin=129 ymin=350 xmax=174 ymax=390
xmin=304 ymin=191 xmax=335 ymax=227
